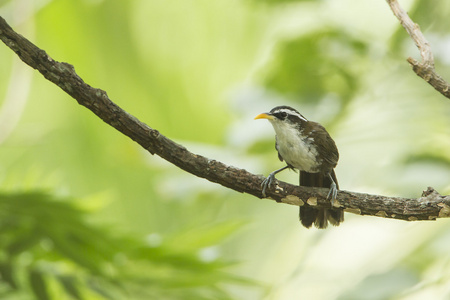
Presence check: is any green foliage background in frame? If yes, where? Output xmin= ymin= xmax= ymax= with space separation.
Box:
xmin=0 ymin=0 xmax=450 ymax=299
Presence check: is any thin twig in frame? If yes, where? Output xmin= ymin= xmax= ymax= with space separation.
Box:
xmin=386 ymin=0 xmax=450 ymax=98
xmin=0 ymin=16 xmax=449 ymax=222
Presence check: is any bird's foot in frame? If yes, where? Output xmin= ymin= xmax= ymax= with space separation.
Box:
xmin=261 ymin=172 xmax=277 ymax=198
xmin=327 ymin=181 xmax=338 ymax=206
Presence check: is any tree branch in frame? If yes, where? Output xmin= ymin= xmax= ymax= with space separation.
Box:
xmin=0 ymin=16 xmax=449 ymax=222
xmin=386 ymin=0 xmax=450 ymax=99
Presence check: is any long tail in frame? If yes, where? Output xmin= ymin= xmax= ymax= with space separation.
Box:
xmin=299 ymin=170 xmax=344 ymax=229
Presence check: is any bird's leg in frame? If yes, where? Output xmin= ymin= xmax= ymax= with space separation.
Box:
xmin=327 ymin=173 xmax=338 ymax=206
xmin=261 ymin=166 xmax=290 ymax=198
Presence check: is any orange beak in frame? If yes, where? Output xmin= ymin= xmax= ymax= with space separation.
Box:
xmin=254 ymin=113 xmax=274 ymax=120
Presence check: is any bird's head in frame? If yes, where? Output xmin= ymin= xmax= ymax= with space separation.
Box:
xmin=254 ymin=106 xmax=307 ymax=126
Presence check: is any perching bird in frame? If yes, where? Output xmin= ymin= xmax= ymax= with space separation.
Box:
xmin=254 ymin=105 xmax=343 ymax=229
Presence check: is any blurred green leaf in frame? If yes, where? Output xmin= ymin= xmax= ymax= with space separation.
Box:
xmin=409 ymin=0 xmax=450 ymax=34
xmin=338 ymin=268 xmax=419 ymax=300
xmin=404 ymin=153 xmax=450 ymax=167
xmin=28 ymin=268 xmax=50 ymax=300
xmin=263 ymin=30 xmax=367 ymax=104
xmin=0 ymin=191 xmax=251 ymax=299
xmin=165 ymin=221 xmax=246 ymax=251
xmin=0 ymin=262 xmax=18 ymax=290
xmin=57 ymin=276 xmax=83 ymax=300
xmin=6 ymin=231 xmax=40 ymax=256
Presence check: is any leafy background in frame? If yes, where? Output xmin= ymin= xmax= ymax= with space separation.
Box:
xmin=0 ymin=0 xmax=450 ymax=299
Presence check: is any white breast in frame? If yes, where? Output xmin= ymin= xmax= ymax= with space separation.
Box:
xmin=271 ymin=120 xmax=320 ymax=173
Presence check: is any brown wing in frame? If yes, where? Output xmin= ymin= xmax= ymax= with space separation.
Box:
xmin=308 ymin=122 xmax=339 ymax=171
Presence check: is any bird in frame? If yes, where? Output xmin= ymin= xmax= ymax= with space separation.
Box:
xmin=254 ymin=105 xmax=343 ymax=229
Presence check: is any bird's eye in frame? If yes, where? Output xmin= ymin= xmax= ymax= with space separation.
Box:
xmin=278 ymin=112 xmax=287 ymax=120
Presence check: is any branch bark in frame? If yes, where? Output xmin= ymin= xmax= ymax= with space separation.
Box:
xmin=386 ymin=0 xmax=450 ymax=99
xmin=1 ymin=16 xmax=449 ymax=222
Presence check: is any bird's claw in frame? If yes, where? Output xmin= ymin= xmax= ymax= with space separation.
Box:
xmin=327 ymin=181 xmax=338 ymax=206
xmin=261 ymin=172 xmax=277 ymax=197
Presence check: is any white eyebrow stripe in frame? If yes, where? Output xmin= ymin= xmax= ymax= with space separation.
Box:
xmin=276 ymin=108 xmax=308 ymax=122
